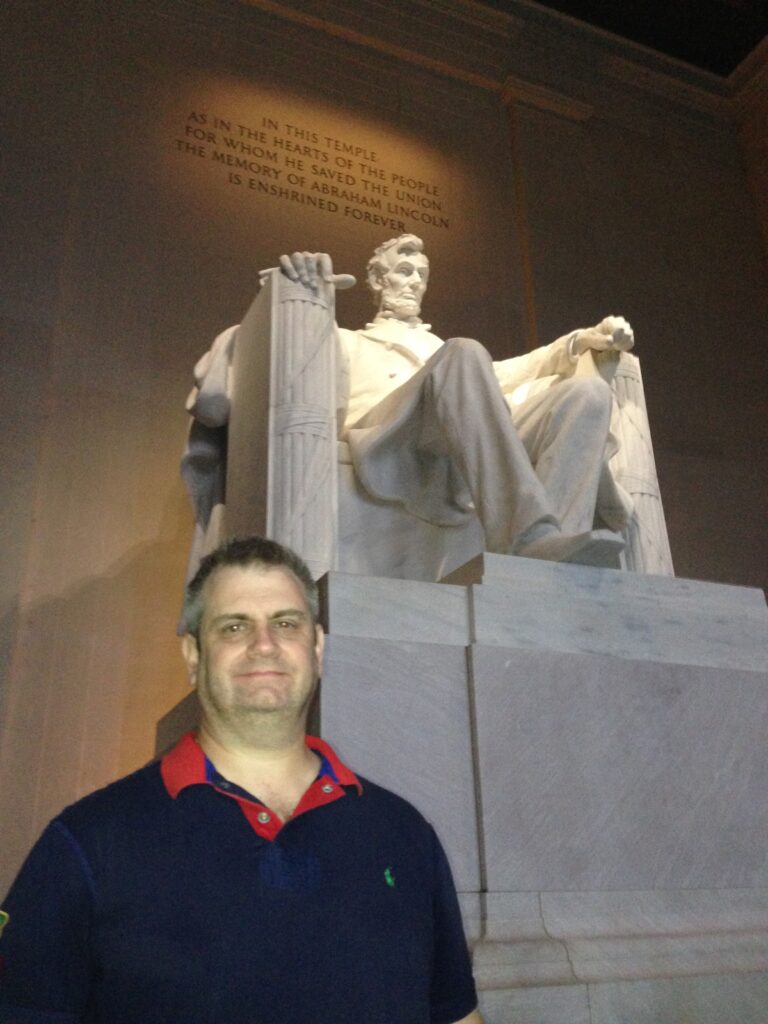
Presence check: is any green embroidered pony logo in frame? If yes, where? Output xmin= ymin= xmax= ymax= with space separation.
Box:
xmin=384 ymin=867 xmax=396 ymax=888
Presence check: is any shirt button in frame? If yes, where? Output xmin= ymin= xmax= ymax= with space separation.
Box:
xmin=321 ymin=783 xmax=334 ymax=794
xmin=219 ymin=781 xmax=231 ymax=790
xmin=257 ymin=811 xmax=271 ymax=824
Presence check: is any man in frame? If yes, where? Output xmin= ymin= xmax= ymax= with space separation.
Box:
xmin=185 ymin=235 xmax=635 ymax=574
xmin=0 ymin=537 xmax=483 ymax=1024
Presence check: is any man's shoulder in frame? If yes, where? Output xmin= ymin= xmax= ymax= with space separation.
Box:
xmin=55 ymin=761 xmax=165 ymax=838
xmin=355 ymin=775 xmax=437 ymax=838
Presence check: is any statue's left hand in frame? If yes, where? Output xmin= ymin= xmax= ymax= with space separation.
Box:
xmin=574 ymin=315 xmax=634 ymax=354
xmin=278 ymin=251 xmax=356 ymax=291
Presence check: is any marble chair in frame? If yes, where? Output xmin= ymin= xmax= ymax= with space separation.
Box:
xmin=188 ymin=268 xmax=673 ymax=583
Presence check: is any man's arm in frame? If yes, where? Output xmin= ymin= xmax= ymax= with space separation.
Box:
xmin=451 ymin=1010 xmax=484 ymax=1023
xmin=0 ymin=821 xmax=95 ymax=1021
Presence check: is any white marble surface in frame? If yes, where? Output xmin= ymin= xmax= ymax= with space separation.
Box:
xmin=446 ymin=551 xmax=762 ymax=608
xmin=319 ymin=634 xmax=479 ymax=891
xmin=478 ymin=983 xmax=591 ymax=1024
xmin=480 ymin=890 xmax=768 ymax=989
xmin=570 ymin=931 xmax=768 ymax=982
xmin=540 ymin=888 xmax=768 ymax=939
xmin=482 ymin=968 xmax=768 ymax=1023
xmin=320 ymin=570 xmax=469 ymax=644
xmin=473 ymin=931 xmax=768 ymax=988
xmin=474 ymin=938 xmax=575 ymax=987
xmin=472 ymin=645 xmax=768 ymax=890
xmin=458 ymin=892 xmax=484 ymax=943
xmin=466 ymin=557 xmax=768 ymax=670
xmin=484 ymin=892 xmax=550 ymax=941
xmin=588 ymin=972 xmax=768 ymax=1024
xmin=481 ymin=889 xmax=768 ymax=942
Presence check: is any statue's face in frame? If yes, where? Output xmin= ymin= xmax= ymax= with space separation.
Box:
xmin=377 ymin=250 xmax=429 ymax=319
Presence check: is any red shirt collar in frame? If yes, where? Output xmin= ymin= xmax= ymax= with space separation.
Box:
xmin=161 ymin=731 xmax=361 ymax=796
xmin=160 ymin=732 xmax=363 ymax=840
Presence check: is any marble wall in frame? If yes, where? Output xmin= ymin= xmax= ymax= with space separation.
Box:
xmin=1 ymin=0 xmax=766 ymax=893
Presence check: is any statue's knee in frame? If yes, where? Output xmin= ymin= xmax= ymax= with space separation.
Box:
xmin=564 ymin=375 xmax=612 ymax=414
xmin=442 ymin=336 xmax=491 ymax=364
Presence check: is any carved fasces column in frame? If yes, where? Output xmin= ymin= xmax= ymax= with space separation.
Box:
xmin=226 ymin=269 xmax=339 ymax=578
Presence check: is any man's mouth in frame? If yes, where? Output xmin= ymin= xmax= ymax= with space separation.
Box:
xmin=235 ymin=667 xmax=287 ymax=679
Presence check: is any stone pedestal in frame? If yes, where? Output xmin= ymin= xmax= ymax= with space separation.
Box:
xmin=317 ymin=558 xmax=768 ymax=1024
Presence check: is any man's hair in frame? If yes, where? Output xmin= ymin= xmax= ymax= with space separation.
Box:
xmin=181 ymin=536 xmax=319 ymax=636
xmin=366 ymin=233 xmax=426 ymax=294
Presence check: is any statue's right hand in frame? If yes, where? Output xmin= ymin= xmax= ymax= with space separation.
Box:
xmin=278 ymin=252 xmax=356 ymax=291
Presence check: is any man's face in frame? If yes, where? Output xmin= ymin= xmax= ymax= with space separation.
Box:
xmin=182 ymin=564 xmax=324 ymax=726
xmin=377 ymin=249 xmax=429 ymax=319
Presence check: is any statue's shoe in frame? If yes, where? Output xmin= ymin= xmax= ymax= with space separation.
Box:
xmin=515 ymin=529 xmax=625 ymax=568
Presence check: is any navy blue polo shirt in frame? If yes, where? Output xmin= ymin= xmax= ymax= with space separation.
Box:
xmin=0 ymin=733 xmax=477 ymax=1023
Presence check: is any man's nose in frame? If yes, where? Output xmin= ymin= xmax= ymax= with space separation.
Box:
xmin=246 ymin=624 xmax=278 ymax=655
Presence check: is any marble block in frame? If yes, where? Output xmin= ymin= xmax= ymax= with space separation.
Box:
xmin=539 ymin=888 xmax=768 ymax=939
xmin=481 ymin=888 xmax=768 ymax=944
xmin=441 ymin=551 xmax=752 ymax=603
xmin=569 ymin=931 xmax=768 ymax=982
xmin=588 ymin=972 xmax=768 ymax=1024
xmin=472 ymin=645 xmax=768 ymax=891
xmin=478 ymin=983 xmax=591 ymax=1024
xmin=318 ymin=633 xmax=480 ymax=892
xmin=457 ymin=893 xmax=484 ymax=943
xmin=484 ymin=892 xmax=550 ymax=941
xmin=480 ymin=889 xmax=768 ymax=986
xmin=474 ymin=938 xmax=575 ymax=987
xmin=319 ymin=571 xmax=469 ymax=644
xmin=464 ymin=557 xmax=768 ymax=670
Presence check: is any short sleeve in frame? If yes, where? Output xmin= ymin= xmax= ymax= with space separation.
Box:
xmin=0 ymin=820 xmax=96 ymax=1022
xmin=428 ymin=829 xmax=478 ymax=1024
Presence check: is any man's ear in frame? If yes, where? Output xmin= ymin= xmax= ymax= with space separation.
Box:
xmin=181 ymin=633 xmax=199 ymax=687
xmin=314 ymin=624 xmax=325 ymax=675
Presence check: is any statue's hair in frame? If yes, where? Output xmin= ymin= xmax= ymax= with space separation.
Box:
xmin=181 ymin=535 xmax=319 ymax=636
xmin=366 ymin=234 xmax=426 ymax=294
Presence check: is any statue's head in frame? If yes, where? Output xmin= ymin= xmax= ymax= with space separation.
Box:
xmin=366 ymin=234 xmax=429 ymax=320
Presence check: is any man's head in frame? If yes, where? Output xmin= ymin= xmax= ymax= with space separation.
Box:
xmin=182 ymin=536 xmax=319 ymax=636
xmin=366 ymin=234 xmax=429 ymax=320
xmin=181 ymin=537 xmax=323 ymax=729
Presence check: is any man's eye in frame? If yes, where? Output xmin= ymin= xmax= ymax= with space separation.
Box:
xmin=221 ymin=622 xmax=246 ymax=635
xmin=275 ymin=619 xmax=298 ymax=629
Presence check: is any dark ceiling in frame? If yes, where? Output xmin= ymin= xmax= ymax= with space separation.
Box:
xmin=479 ymin=0 xmax=768 ymax=76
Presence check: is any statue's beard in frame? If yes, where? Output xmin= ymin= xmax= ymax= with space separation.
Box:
xmin=381 ymin=294 xmax=422 ymax=319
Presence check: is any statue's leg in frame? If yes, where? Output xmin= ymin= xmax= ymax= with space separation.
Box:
xmin=349 ymin=339 xmax=623 ymax=564
xmin=421 ymin=337 xmax=558 ymax=552
xmin=509 ymin=377 xmax=613 ymax=535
